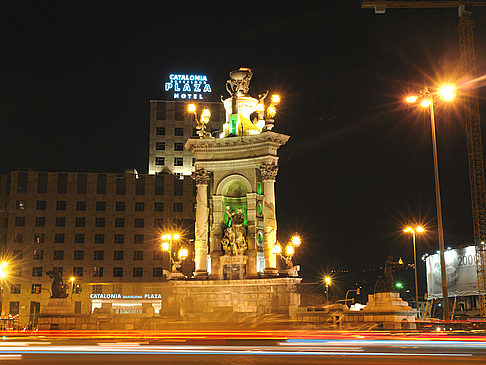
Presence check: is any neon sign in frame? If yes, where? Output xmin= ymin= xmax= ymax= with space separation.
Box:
xmin=90 ymin=293 xmax=161 ymax=299
xmin=164 ymin=73 xmax=212 ymax=100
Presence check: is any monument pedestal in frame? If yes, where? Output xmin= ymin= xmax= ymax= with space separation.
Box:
xmin=219 ymin=255 xmax=247 ymax=280
xmin=37 ymin=298 xmax=79 ymax=330
xmin=361 ymin=292 xmax=416 ymax=329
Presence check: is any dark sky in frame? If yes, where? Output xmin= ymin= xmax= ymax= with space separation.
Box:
xmin=2 ymin=2 xmax=486 ymax=284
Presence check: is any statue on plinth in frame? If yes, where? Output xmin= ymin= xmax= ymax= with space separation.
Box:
xmin=46 ymin=270 xmax=69 ymax=298
xmin=221 ymin=207 xmax=247 ymax=256
xmin=374 ymin=255 xmax=404 ymax=293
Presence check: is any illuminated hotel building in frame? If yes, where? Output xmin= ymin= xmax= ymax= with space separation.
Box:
xmin=0 ymin=170 xmax=195 ymax=325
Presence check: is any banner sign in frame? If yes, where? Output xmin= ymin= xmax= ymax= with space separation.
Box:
xmin=426 ymin=246 xmax=478 ymax=298
xmin=90 ymin=293 xmax=161 ymax=299
xmin=164 ymin=73 xmax=212 ymax=100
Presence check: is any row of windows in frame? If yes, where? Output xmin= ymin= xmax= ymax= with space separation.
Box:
xmin=26 ymin=249 xmax=154 ymax=261
xmin=13 ymin=212 xmax=183 ymax=228
xmin=155 ymin=157 xmax=196 ymax=167
xmin=12 ymin=172 xmax=168 ymax=195
xmin=17 ymin=201 xmax=167 ymax=212
xmin=155 ymin=127 xmax=184 ymax=136
xmin=30 ymin=266 xmax=166 ymax=278
xmin=16 ymin=233 xmax=146 ymax=244
xmin=155 ymin=142 xmax=185 ymax=151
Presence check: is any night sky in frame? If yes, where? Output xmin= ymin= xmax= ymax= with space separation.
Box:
xmin=2 ymin=2 xmax=486 ymax=287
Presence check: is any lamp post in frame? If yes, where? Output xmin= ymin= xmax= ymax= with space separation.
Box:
xmin=324 ymin=276 xmax=332 ymax=303
xmin=406 ymin=84 xmax=456 ymax=320
xmin=161 ymin=233 xmax=189 ymax=278
xmin=69 ymin=276 xmax=75 ymax=300
xmin=404 ymin=226 xmax=425 ymax=317
xmin=271 ymin=234 xmax=301 ymax=276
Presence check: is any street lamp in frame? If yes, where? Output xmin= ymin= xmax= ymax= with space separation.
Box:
xmin=406 ymin=84 xmax=456 ymax=320
xmin=187 ymin=104 xmax=212 ymax=138
xmin=324 ymin=276 xmax=332 ymax=303
xmin=404 ymin=225 xmax=425 ymax=317
xmin=161 ymin=233 xmax=188 ymax=279
xmin=272 ymin=235 xmax=301 ymax=276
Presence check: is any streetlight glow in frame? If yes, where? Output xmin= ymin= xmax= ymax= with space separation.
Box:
xmin=439 ymin=84 xmax=455 ymax=101
xmin=256 ymin=102 xmax=264 ymax=112
xmin=406 ymin=96 xmax=418 ymax=103
xmin=161 ymin=241 xmax=170 ymax=251
xmin=291 ymin=235 xmax=301 ymax=247
xmin=201 ymin=108 xmax=211 ymax=123
xmin=420 ymin=99 xmax=432 ymax=107
xmin=271 ymin=94 xmax=281 ymax=104
xmin=272 ymin=243 xmax=282 ymax=254
xmin=416 ymin=226 xmax=425 ymax=233
xmin=69 ymin=276 xmax=75 ymax=282
xmin=267 ymin=105 xmax=276 ymax=118
xmin=404 ymin=226 xmax=413 ymax=233
xmin=173 ymin=233 xmax=180 ymax=240
xmin=324 ymin=276 xmax=332 ymax=285
xmin=187 ymin=103 xmax=196 ymax=113
xmin=178 ymin=248 xmax=188 ymax=260
xmin=285 ymin=244 xmax=295 ymax=256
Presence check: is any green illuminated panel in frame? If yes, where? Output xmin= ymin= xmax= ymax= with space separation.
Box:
xmin=257 ymin=182 xmax=262 ymax=195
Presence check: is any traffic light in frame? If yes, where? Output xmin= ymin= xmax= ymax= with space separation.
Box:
xmin=395 ymin=282 xmax=403 ymax=289
xmin=356 ymin=288 xmax=361 ymax=295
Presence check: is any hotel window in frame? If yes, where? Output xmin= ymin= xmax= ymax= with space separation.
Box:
xmin=134 ymin=218 xmax=144 ymax=228
xmin=113 ymin=267 xmax=123 ymax=277
xmin=36 ymin=200 xmax=47 ymax=210
xmin=77 ymin=173 xmax=87 ymax=194
xmin=73 ymin=267 xmax=83 ymax=277
xmin=174 ymin=157 xmax=183 ymax=166
xmin=56 ymin=201 xmax=66 ymax=210
xmin=174 ymin=181 xmax=183 ymax=196
xmin=114 ymin=251 xmax=124 ymax=260
xmin=94 ymin=251 xmax=104 ymax=260
xmin=173 ymin=203 xmax=183 ymax=212
xmin=114 ymin=218 xmax=125 ymax=227
xmin=135 ymin=202 xmax=144 ymax=211
xmin=53 ymin=250 xmax=64 ymax=260
xmin=74 ymin=284 xmax=82 ymax=294
xmin=153 ymin=251 xmax=163 ymax=260
xmin=33 ymin=249 xmax=43 ymax=260
xmin=53 ymin=267 xmax=63 ymax=275
xmin=75 ymin=234 xmax=85 ymax=244
xmin=10 ymin=284 xmax=20 ymax=294
xmin=34 ymin=233 xmax=45 ymax=244
xmin=96 ymin=201 xmax=106 ymax=211
xmin=17 ymin=172 xmax=28 ymax=193
xmin=37 ymin=173 xmax=48 ymax=193
xmin=95 ymin=218 xmax=105 ymax=227
xmin=32 ymin=267 xmax=42 ymax=277
xmin=13 ymin=250 xmax=23 ymax=260
xmin=154 ymin=218 xmax=163 ymax=228
xmin=174 ymin=142 xmax=184 ymax=151
xmin=156 ymin=127 xmax=165 ymax=135
xmin=155 ymin=175 xmax=164 ymax=195
xmin=115 ymin=201 xmax=125 ymax=211
xmin=94 ymin=234 xmax=104 ymax=244
xmin=155 ymin=157 xmax=165 ymax=166
xmin=154 ymin=202 xmax=164 ymax=212
xmin=54 ymin=234 xmax=65 ymax=244
xmin=133 ymin=267 xmax=143 ymax=277
xmin=92 ymin=285 xmax=103 ymax=294
xmin=135 ymin=176 xmax=145 ymax=195
xmin=14 ymin=233 xmax=23 ymax=243
xmin=174 ymin=127 xmax=184 ymax=136
xmin=31 ymin=284 xmax=42 ymax=294
xmin=134 ymin=234 xmax=144 ymax=244
xmin=74 ymin=250 xmax=84 ymax=260
xmin=175 ymin=103 xmax=185 ymax=120
xmin=93 ymin=266 xmax=104 ymax=277
xmin=153 ymin=267 xmax=163 ymax=277
xmin=133 ymin=251 xmax=143 ymax=261
xmin=96 ymin=174 xmax=106 ymax=194
xmin=116 ymin=174 xmax=126 ymax=195
xmin=9 ymin=302 xmax=19 ymax=316
xmin=57 ymin=173 xmax=67 ymax=194
xmin=16 ymin=200 xmax=26 ymax=210
xmin=156 ymin=142 xmax=165 ymax=150
xmin=114 ymin=234 xmax=124 ymax=244
xmin=156 ymin=102 xmax=166 ymax=120
xmin=15 ymin=217 xmax=25 ymax=226
xmin=55 ymin=217 xmax=66 ymax=227
xmin=76 ymin=201 xmax=86 ymax=211
xmin=75 ymin=217 xmax=86 ymax=227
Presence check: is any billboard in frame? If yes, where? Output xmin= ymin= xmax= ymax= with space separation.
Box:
xmin=164 ymin=73 xmax=212 ymax=100
xmin=426 ymin=245 xmax=478 ymax=298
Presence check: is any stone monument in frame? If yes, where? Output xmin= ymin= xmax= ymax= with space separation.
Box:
xmin=160 ymin=68 xmax=301 ymax=322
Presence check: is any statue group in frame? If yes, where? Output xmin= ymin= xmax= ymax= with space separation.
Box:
xmin=46 ymin=270 xmax=69 ymax=298
xmin=221 ymin=207 xmax=247 ymax=256
xmin=374 ymin=255 xmax=404 ymax=293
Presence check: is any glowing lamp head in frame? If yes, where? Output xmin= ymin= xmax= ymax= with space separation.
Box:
xmin=69 ymin=276 xmax=75 ymax=282
xmin=291 ymin=235 xmax=301 ymax=247
xmin=161 ymin=241 xmax=170 ymax=251
xmin=201 ymin=108 xmax=211 ymax=123
xmin=178 ymin=248 xmax=188 ymax=260
xmin=187 ymin=103 xmax=196 ymax=113
xmin=404 ymin=227 xmax=413 ymax=233
xmin=398 ymin=257 xmax=404 ymax=265
xmin=439 ymin=84 xmax=455 ymax=101
xmin=1 ymin=262 xmax=7 ymax=268
xmin=267 ymin=105 xmax=277 ymax=118
xmin=395 ymin=282 xmax=403 ymax=289
xmin=0 ymin=270 xmax=6 ymax=279
xmin=173 ymin=233 xmax=180 ymax=240
xmin=272 ymin=243 xmax=282 ymax=255
xmin=256 ymin=102 xmax=265 ymax=113
xmin=285 ymin=244 xmax=295 ymax=256
xmin=271 ymin=94 xmax=281 ymax=104
xmin=420 ymin=99 xmax=432 ymax=107
xmin=406 ymin=96 xmax=418 ymax=103
xmin=416 ymin=226 xmax=425 ymax=233
xmin=324 ymin=276 xmax=332 ymax=285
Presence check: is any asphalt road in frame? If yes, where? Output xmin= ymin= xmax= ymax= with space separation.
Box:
xmin=0 ymin=330 xmax=484 ymax=364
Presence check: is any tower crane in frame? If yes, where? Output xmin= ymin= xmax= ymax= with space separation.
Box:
xmin=362 ymin=1 xmax=486 ymax=318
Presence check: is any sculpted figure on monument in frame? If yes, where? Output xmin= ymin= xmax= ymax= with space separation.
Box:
xmin=374 ymin=255 xmax=404 ymax=293
xmin=226 ymin=68 xmax=253 ymax=96
xmin=46 ymin=270 xmax=69 ymax=298
xmin=221 ymin=207 xmax=247 ymax=255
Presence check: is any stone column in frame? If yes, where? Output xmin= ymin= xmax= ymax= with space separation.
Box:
xmin=261 ymin=164 xmax=279 ymax=277
xmin=246 ymin=193 xmax=258 ymax=278
xmin=210 ymin=195 xmax=224 ymax=279
xmin=192 ymin=169 xmax=211 ymax=279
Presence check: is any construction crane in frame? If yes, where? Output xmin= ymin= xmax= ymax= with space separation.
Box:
xmin=362 ymin=0 xmax=486 ymax=319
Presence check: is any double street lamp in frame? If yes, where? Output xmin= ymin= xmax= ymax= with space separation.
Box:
xmin=406 ymin=84 xmax=456 ymax=320
xmin=403 ymin=225 xmax=425 ymax=317
xmin=272 ymin=234 xmax=301 ymax=276
xmin=161 ymin=233 xmax=189 ymax=278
